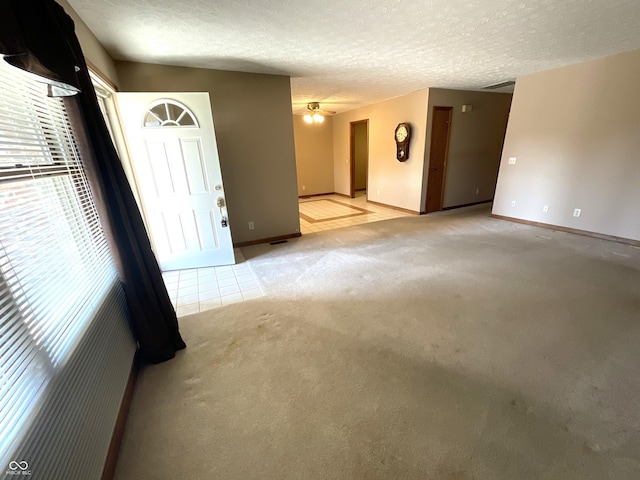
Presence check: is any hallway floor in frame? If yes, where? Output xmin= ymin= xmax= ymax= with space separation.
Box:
xmin=298 ymin=191 xmax=413 ymax=235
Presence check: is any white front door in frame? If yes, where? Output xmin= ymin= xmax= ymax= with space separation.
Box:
xmin=116 ymin=92 xmax=234 ymax=270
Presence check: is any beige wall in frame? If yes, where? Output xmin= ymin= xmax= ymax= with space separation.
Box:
xmin=493 ymin=48 xmax=640 ymax=241
xmin=116 ymin=61 xmax=300 ymax=244
xmin=58 ymin=0 xmax=119 ymax=86
xmin=333 ymin=89 xmax=429 ymax=212
xmin=424 ymin=89 xmax=512 ymax=209
xmin=354 ymin=122 xmax=368 ymax=190
xmin=292 ymin=115 xmax=334 ymax=196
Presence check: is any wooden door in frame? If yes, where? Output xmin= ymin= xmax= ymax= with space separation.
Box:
xmin=425 ymin=106 xmax=452 ymax=213
xmin=116 ymin=92 xmax=235 ymax=270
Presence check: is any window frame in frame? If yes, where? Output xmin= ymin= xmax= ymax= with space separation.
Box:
xmin=0 ymin=60 xmax=120 ymax=463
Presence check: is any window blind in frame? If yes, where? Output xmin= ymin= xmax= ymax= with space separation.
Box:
xmin=0 ymin=60 xmax=119 ymax=464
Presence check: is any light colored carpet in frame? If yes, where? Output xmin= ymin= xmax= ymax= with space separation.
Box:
xmin=114 ymin=205 xmax=640 ymax=480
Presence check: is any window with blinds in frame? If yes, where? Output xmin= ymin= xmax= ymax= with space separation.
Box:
xmin=0 ymin=60 xmax=118 ymax=462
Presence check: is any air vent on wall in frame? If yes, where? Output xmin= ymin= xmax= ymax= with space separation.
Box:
xmin=483 ymin=80 xmax=516 ymax=90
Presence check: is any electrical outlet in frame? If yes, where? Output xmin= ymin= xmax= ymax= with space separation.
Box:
xmin=543 ymin=205 xmax=549 ymax=213
xmin=573 ymin=209 xmax=581 ymax=218
xmin=508 ymin=157 xmax=517 ymax=165
xmin=302 ymin=185 xmax=306 ymax=191
xmin=376 ymin=189 xmax=380 ymax=196
xmin=248 ymin=221 xmax=255 ymax=230
xmin=476 ymin=188 xmax=479 ymax=195
xmin=511 ymin=200 xmax=516 ymax=207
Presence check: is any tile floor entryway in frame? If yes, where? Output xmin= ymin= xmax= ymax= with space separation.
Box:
xmin=162 ymin=249 xmax=264 ymax=317
xmin=299 ymin=191 xmax=412 ymax=235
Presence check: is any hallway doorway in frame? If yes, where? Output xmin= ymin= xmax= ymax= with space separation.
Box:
xmin=425 ymin=106 xmax=453 ymax=213
xmin=350 ymin=120 xmax=369 ymax=198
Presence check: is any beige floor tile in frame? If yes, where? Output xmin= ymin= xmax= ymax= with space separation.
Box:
xmin=219 ymin=284 xmax=241 ymax=296
xmin=176 ymin=303 xmax=199 ymax=317
xmin=215 ymin=270 xmax=236 ymax=280
xmin=217 ymin=276 xmax=238 ymax=287
xmin=177 ymin=293 xmax=199 ymax=306
xmin=163 ymin=252 xmax=265 ymax=316
xmin=178 ymin=278 xmax=198 ymax=289
xmin=241 ymin=288 xmax=264 ymax=300
xmin=177 ymin=284 xmax=198 ymax=297
xmin=298 ymin=193 xmax=415 ymax=235
xmin=198 ymin=280 xmax=219 ymax=294
xmin=199 ymin=289 xmax=220 ymax=302
xmin=199 ymin=299 xmax=222 ymax=312
xmin=239 ymin=279 xmax=261 ymax=291
xmin=221 ymin=293 xmax=244 ymax=306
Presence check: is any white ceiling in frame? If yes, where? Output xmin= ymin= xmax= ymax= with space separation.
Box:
xmin=68 ymin=0 xmax=640 ymax=114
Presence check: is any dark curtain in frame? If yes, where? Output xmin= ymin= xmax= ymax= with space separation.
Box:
xmin=0 ymin=0 xmax=186 ymax=363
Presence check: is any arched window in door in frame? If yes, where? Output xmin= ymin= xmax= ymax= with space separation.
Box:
xmin=143 ymin=100 xmax=198 ymax=128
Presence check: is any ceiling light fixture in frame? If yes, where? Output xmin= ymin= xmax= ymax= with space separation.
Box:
xmin=303 ymin=102 xmax=335 ymax=124
xmin=303 ymin=112 xmax=324 ymax=124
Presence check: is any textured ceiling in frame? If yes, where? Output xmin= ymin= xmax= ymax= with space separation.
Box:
xmin=68 ymin=0 xmax=640 ymax=114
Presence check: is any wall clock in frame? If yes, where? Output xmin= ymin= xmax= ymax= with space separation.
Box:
xmin=394 ymin=123 xmax=411 ymax=161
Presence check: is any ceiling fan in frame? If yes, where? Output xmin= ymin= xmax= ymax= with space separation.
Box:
xmin=303 ymin=102 xmax=336 ymax=123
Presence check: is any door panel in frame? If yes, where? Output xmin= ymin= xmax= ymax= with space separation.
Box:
xmin=162 ymin=212 xmax=187 ymax=253
xmin=146 ymin=142 xmax=175 ymax=195
xmin=180 ymin=139 xmax=209 ymax=194
xmin=116 ymin=92 xmax=234 ymax=270
xmin=194 ymin=209 xmax=219 ymax=250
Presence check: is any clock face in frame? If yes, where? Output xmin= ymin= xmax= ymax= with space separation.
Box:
xmin=396 ymin=126 xmax=408 ymax=142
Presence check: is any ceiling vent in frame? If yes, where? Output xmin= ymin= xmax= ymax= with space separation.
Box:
xmin=483 ymin=80 xmax=516 ymax=90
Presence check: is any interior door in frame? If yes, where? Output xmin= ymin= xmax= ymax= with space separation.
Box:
xmin=425 ymin=106 xmax=453 ymax=213
xmin=116 ymin=92 xmax=234 ymax=270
